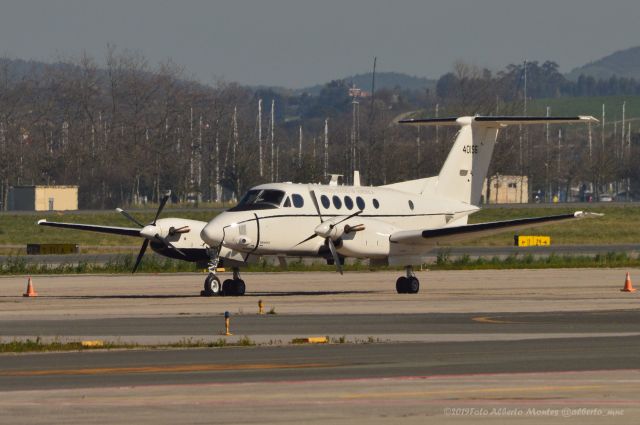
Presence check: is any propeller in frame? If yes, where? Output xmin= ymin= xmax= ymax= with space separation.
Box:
xmin=294 ymin=191 xmax=363 ymax=274
xmin=117 ymin=191 xmax=186 ymax=273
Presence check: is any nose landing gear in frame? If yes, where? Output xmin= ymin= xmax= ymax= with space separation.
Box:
xmin=201 ymin=246 xmax=223 ymax=296
xmin=201 ymin=247 xmax=246 ymax=297
xmin=396 ymin=266 xmax=419 ymax=294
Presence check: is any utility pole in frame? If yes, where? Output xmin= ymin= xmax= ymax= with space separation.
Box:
xmin=546 ymin=106 xmax=550 ymax=202
xmin=324 ymin=118 xmax=329 ymax=179
xmin=298 ymin=125 xmax=303 ymax=168
xmin=258 ymin=99 xmax=263 ymax=177
xmin=270 ymin=99 xmax=275 ymax=182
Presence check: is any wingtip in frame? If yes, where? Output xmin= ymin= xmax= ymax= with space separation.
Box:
xmin=37 ymin=219 xmax=46 ymax=225
xmin=574 ymin=211 xmax=604 ymax=218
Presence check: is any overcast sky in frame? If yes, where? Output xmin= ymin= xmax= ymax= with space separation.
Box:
xmin=1 ymin=0 xmax=639 ymax=88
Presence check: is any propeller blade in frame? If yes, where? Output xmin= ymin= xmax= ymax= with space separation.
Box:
xmin=309 ymin=190 xmax=323 ymax=223
xmin=155 ymin=234 xmax=186 ymax=257
xmin=327 ymin=238 xmax=343 ymax=275
xmin=152 ymin=191 xmax=171 ymax=225
xmin=294 ymin=233 xmax=319 ymax=247
xmin=332 ymin=210 xmax=363 ymax=228
xmin=116 ymin=208 xmax=145 ymax=228
xmin=132 ymin=239 xmax=149 ymax=273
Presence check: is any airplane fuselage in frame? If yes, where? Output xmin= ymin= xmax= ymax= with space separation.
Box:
xmin=200 ymin=182 xmax=478 ymax=262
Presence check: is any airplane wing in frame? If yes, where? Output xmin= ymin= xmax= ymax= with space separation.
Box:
xmin=389 ymin=211 xmax=601 ymax=246
xmin=37 ymin=219 xmax=141 ymax=237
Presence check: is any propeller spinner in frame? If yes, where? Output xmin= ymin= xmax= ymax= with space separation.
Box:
xmin=117 ymin=191 xmax=186 ymax=273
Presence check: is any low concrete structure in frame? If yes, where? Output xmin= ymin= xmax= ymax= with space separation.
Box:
xmin=8 ymin=185 xmax=78 ymax=211
xmin=483 ymin=175 xmax=528 ymax=204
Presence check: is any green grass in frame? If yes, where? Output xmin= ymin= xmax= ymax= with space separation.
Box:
xmin=466 ymin=204 xmax=631 ymax=246
xmin=431 ymin=251 xmax=639 ymax=270
xmin=0 ymin=254 xmax=199 ymax=275
xmin=0 ymin=337 xmax=136 ymax=353
xmin=0 ymin=209 xmax=220 ymax=249
xmin=0 ymin=336 xmax=257 ymax=353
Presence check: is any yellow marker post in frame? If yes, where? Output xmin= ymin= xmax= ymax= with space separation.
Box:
xmin=223 ymin=311 xmax=232 ymax=336
xmin=258 ymin=299 xmax=264 ymax=315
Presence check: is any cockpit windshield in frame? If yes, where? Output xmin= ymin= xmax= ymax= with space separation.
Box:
xmin=229 ymin=189 xmax=286 ymax=211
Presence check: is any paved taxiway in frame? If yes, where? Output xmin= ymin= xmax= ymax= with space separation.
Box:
xmin=1 ymin=270 xmax=639 ymax=423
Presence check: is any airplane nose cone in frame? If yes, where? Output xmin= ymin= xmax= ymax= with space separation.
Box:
xmin=201 ymin=223 xmax=224 ymax=246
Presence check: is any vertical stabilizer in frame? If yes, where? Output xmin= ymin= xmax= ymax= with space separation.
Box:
xmin=398 ymin=115 xmax=598 ymax=206
xmin=434 ymin=118 xmax=498 ymax=205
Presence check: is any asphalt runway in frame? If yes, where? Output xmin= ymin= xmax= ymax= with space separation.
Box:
xmin=1 ymin=270 xmax=639 ymax=423
xmin=1 ymin=310 xmax=640 ymax=338
xmin=1 ymin=335 xmax=639 ymax=391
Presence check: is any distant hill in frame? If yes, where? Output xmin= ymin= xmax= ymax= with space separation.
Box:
xmin=567 ymin=46 xmax=640 ymax=80
xmin=299 ymin=72 xmax=436 ymax=95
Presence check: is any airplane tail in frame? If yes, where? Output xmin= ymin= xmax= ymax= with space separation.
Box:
xmin=398 ymin=116 xmax=598 ymax=206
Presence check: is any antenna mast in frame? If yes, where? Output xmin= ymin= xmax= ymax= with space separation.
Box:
xmin=258 ymin=99 xmax=263 ymax=177
xmin=270 ymin=99 xmax=275 ymax=181
xmin=324 ymin=118 xmax=329 ymax=179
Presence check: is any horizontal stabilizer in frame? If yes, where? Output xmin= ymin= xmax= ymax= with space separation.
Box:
xmin=399 ymin=115 xmax=599 ymax=127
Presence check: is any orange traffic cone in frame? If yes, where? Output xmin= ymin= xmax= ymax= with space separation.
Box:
xmin=621 ymin=272 xmax=636 ymax=292
xmin=23 ymin=277 xmax=38 ymax=297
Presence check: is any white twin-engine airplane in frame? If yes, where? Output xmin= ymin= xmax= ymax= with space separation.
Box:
xmin=39 ymin=115 xmax=600 ymax=296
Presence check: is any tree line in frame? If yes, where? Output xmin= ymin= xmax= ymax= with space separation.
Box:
xmin=0 ymin=50 xmax=636 ymax=209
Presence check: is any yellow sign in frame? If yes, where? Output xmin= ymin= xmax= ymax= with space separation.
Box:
xmin=517 ymin=236 xmax=551 ymax=247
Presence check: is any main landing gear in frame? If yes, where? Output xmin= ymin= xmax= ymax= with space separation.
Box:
xmin=201 ymin=267 xmax=246 ymax=297
xmin=396 ymin=266 xmax=419 ymax=294
xmin=201 ymin=248 xmax=246 ymax=297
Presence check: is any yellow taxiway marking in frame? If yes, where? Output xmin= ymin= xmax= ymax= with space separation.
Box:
xmin=343 ymin=385 xmax=606 ymax=399
xmin=0 ymin=363 xmax=334 ymax=377
xmin=472 ymin=316 xmax=526 ymax=324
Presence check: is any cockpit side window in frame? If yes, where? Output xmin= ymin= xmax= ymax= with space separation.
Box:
xmin=229 ymin=189 xmax=286 ymax=211
xmin=283 ymin=196 xmax=292 ymax=208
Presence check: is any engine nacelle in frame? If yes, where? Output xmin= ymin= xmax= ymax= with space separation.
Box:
xmin=335 ymin=217 xmax=398 ymax=258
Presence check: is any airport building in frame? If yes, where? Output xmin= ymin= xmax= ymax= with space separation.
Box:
xmin=8 ymin=185 xmax=79 ymax=211
xmin=482 ymin=175 xmax=529 ymax=204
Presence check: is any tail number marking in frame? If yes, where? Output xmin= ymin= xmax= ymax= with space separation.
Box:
xmin=462 ymin=145 xmax=479 ymax=154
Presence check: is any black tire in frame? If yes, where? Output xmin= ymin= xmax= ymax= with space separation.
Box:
xmin=396 ymin=277 xmax=408 ymax=294
xmin=407 ymin=277 xmax=420 ymax=294
xmin=201 ymin=274 xmax=221 ymax=296
xmin=222 ymin=279 xmax=235 ymax=296
xmin=235 ymin=279 xmax=246 ymax=296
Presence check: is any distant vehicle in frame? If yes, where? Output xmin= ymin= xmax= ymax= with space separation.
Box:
xmin=599 ymin=194 xmax=613 ymax=202
xmin=38 ymin=115 xmax=601 ymax=297
xmin=614 ymin=192 xmax=634 ymax=202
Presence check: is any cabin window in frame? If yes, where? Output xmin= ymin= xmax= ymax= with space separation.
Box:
xmin=356 ymin=196 xmax=365 ymax=210
xmin=229 ymin=189 xmax=286 ymax=211
xmin=283 ymin=197 xmax=292 ymax=208
xmin=408 ymin=200 xmax=414 ymax=210
xmin=321 ymin=195 xmax=330 ymax=209
xmin=344 ymin=196 xmax=354 ymax=210
xmin=373 ymin=198 xmax=380 ymax=209
xmin=292 ymin=194 xmax=304 ymax=208
xmin=332 ymin=195 xmax=342 ymax=209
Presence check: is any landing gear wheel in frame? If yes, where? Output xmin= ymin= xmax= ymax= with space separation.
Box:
xmin=201 ymin=274 xmax=222 ymax=296
xmin=222 ymin=279 xmax=235 ymax=296
xmin=396 ymin=277 xmax=409 ymax=294
xmin=407 ymin=277 xmax=420 ymax=294
xmin=234 ymin=279 xmax=246 ymax=296
xmin=222 ymin=279 xmax=246 ymax=296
